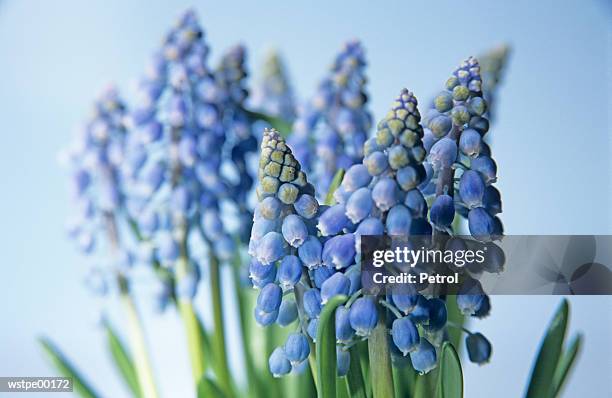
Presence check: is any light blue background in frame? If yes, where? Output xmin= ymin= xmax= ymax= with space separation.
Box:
xmin=0 ymin=0 xmax=610 ymax=397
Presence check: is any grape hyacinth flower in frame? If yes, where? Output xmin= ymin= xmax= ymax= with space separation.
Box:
xmin=121 ymin=10 xmax=243 ymax=389
xmin=391 ymin=316 xmax=420 ymax=355
xmin=277 ymin=297 xmax=299 ymax=327
xmin=277 ymin=255 xmax=302 ymax=290
xmin=423 ymin=57 xmax=504 ymax=243
xmin=320 ymin=272 xmax=351 ymax=304
xmin=294 ymin=89 xmax=440 ymax=372
xmin=269 ymin=347 xmax=292 ymax=377
xmin=466 ymin=332 xmax=493 ymax=364
xmin=216 ymin=44 xmax=259 ymax=242
xmin=284 ymin=332 xmax=311 ymax=366
xmin=58 ymin=8 xmax=528 ymax=397
xmin=62 ymin=87 xmax=161 ymax=397
xmin=335 ymin=306 xmax=355 ymax=343
xmin=348 ymin=297 xmax=378 ymax=337
xmin=251 ymin=51 xmax=296 ymax=122
xmin=249 ymin=128 xmax=322 ymax=369
xmin=63 ymin=86 xmax=128 ymax=259
xmin=479 ymin=44 xmax=511 ymax=122
xmin=249 ymin=62 xmax=505 ymax=381
xmin=124 ymin=9 xmax=238 ymax=283
xmin=288 ymin=40 xmax=372 ymax=196
xmin=336 ymin=347 xmax=350 ymax=377
xmin=249 ymin=259 xmax=276 ymax=289
xmin=250 ymin=90 xmax=431 ymax=378
xmin=456 ymin=278 xmax=486 ymax=315
xmin=257 ymin=283 xmax=283 ymax=314
xmin=340 ymin=85 xmax=498 ymax=369
xmin=410 ymin=339 xmax=438 ymax=375
xmin=416 ymin=57 xmax=503 ymax=362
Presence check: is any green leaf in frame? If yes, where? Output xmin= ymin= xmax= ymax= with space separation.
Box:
xmin=230 ymin=248 xmax=269 ymax=398
xmin=104 ymin=321 xmax=142 ymax=397
xmin=437 ymin=342 xmax=463 ymax=398
xmin=525 ymin=299 xmax=569 ymax=398
xmin=392 ymin=364 xmax=415 ymax=398
xmin=324 ymin=169 xmax=345 ymax=206
xmin=197 ymin=374 xmax=227 ymax=398
xmin=39 ymin=337 xmax=100 ymax=398
xmin=244 ymin=109 xmax=293 ymax=137
xmin=345 ymin=347 xmax=368 ymax=398
xmin=209 ymin=254 xmax=233 ymax=396
xmin=316 ymin=295 xmax=348 ymax=398
xmin=288 ymin=366 xmax=317 ymax=398
xmin=399 ymin=359 xmax=418 ymax=396
xmin=195 ymin=309 xmax=213 ymax=370
xmin=178 ymin=300 xmax=208 ymax=389
xmin=337 ymin=377 xmax=350 ymax=398
xmin=552 ymin=333 xmax=583 ymax=397
xmin=356 ymin=341 xmax=371 ymax=396
xmin=414 ymin=370 xmax=437 ymax=398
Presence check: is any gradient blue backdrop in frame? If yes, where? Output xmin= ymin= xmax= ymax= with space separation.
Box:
xmin=0 ymin=0 xmax=610 ymax=397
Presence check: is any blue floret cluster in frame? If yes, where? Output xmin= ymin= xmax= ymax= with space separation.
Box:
xmin=62 ymin=9 xmax=506 ymax=387
xmin=479 ymin=44 xmax=511 ymax=123
xmin=63 ymin=10 xmax=267 ymax=308
xmin=121 ymin=10 xmax=239 ymax=303
xmin=63 ymin=87 xmax=128 ymax=257
xmin=423 ymin=56 xmax=503 ymax=243
xmin=248 ymin=128 xmax=321 ymax=373
xmin=288 ymin=40 xmax=372 ymax=197
xmin=252 ymin=58 xmax=502 ymax=377
xmin=215 ymin=44 xmax=260 ymax=241
xmin=251 ymin=51 xmax=296 ymax=123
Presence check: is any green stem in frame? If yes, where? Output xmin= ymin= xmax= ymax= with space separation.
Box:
xmin=175 ymin=250 xmax=207 ymax=390
xmin=293 ymin=283 xmax=319 ymax=391
xmin=446 ymin=295 xmax=467 ymax=351
xmin=230 ymin=251 xmax=261 ymax=398
xmin=243 ymin=108 xmax=293 ymax=136
xmin=325 ymin=169 xmax=345 ymax=206
xmin=357 ymin=341 xmax=371 ymax=395
xmin=447 ymin=320 xmax=472 ymax=335
xmin=119 ymin=281 xmax=159 ymax=398
xmin=105 ymin=213 xmax=159 ymax=398
xmin=209 ymin=253 xmax=232 ymax=395
xmin=414 ymin=369 xmax=438 ymax=397
xmin=392 ymin=365 xmax=414 ymax=398
xmin=308 ymin=354 xmax=319 ymax=393
xmin=345 ymin=347 xmax=368 ymax=398
xmin=346 ymin=289 xmax=363 ymax=308
xmin=367 ymin=306 xmax=395 ymax=398
xmin=178 ymin=297 xmax=205 ymax=384
xmin=378 ymin=300 xmax=402 ymax=319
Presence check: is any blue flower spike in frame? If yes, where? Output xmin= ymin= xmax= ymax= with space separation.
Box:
xmin=252 ymin=51 xmax=296 ymax=122
xmin=66 ymin=11 xmax=516 ymax=388
xmin=244 ymin=58 xmax=506 ymax=381
xmin=425 ymin=57 xmax=504 ymax=244
xmin=288 ymin=41 xmax=372 ymax=196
